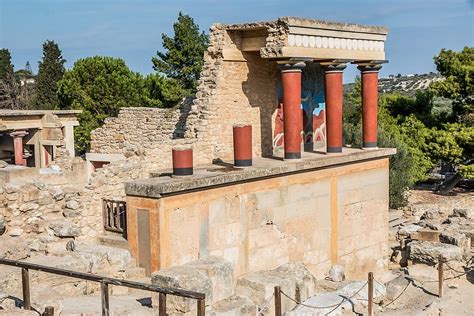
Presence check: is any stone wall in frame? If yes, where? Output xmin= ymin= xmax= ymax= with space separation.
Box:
xmin=126 ymin=158 xmax=390 ymax=280
xmin=89 ymin=24 xmax=280 ymax=165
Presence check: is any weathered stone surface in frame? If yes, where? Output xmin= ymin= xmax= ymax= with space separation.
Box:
xmin=411 ymin=229 xmax=440 ymax=242
xmin=0 ymin=215 xmax=5 ymax=235
xmin=209 ymin=296 xmax=255 ymax=316
xmin=0 ymin=160 xmax=8 ymax=168
xmin=385 ymin=275 xmax=410 ymax=301
xmin=19 ymin=202 xmax=39 ymax=212
xmin=0 ymin=236 xmax=29 ymax=259
xmin=328 ymin=265 xmax=345 ymax=282
xmin=62 ymin=208 xmax=80 ymax=218
xmin=49 ymin=220 xmax=80 ymax=237
xmin=440 ymin=230 xmax=469 ymax=250
xmin=236 ymin=263 xmax=317 ymax=315
xmin=71 ymin=242 xmax=133 ymax=268
xmin=451 ymin=208 xmax=474 ymax=219
xmin=65 ymin=200 xmax=80 ymax=210
xmin=152 ymin=257 xmax=233 ymax=313
xmin=8 ymin=228 xmax=23 ymax=237
xmin=408 ymin=240 xmax=463 ymax=264
xmin=152 ymin=265 xmax=212 ymax=313
xmin=52 ymin=188 xmax=65 ymax=201
xmin=287 ymin=281 xmax=386 ymax=315
xmin=397 ymin=224 xmax=423 ymax=238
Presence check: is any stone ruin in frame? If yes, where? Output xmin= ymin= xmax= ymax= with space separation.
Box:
xmin=1 ymin=16 xmax=471 ymax=316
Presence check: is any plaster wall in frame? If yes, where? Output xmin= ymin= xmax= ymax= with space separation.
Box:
xmin=127 ymin=158 xmax=389 ymax=279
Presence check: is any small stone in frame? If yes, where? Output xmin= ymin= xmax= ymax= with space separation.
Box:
xmin=0 ymin=160 xmax=8 ymax=168
xmin=65 ymin=200 xmax=80 ymax=210
xmin=52 ymin=188 xmax=65 ymax=201
xmin=328 ymin=265 xmax=345 ymax=282
xmin=34 ymin=182 xmax=47 ymax=190
xmin=63 ymin=208 xmax=81 ymax=218
xmin=49 ymin=220 xmax=80 ymax=238
xmin=19 ymin=202 xmax=39 ymax=212
xmin=451 ymin=208 xmax=473 ymax=219
xmin=66 ymin=240 xmax=76 ymax=251
xmin=8 ymin=228 xmax=23 ymax=236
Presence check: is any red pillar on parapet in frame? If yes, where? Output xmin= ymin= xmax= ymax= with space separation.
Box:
xmin=279 ymin=61 xmax=305 ymax=160
xmin=323 ymin=64 xmax=346 ymax=153
xmin=358 ymin=64 xmax=382 ymax=149
xmin=10 ymin=130 xmax=29 ymax=166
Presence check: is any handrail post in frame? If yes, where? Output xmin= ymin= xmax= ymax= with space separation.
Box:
xmin=101 ymin=281 xmax=110 ymax=316
xmin=197 ymin=297 xmax=205 ymax=316
xmin=43 ymin=306 xmax=54 ymax=316
xmin=159 ymin=293 xmax=167 ymax=316
xmin=21 ymin=267 xmax=31 ymax=310
xmin=438 ymin=255 xmax=443 ymax=298
xmin=368 ymin=272 xmax=374 ymax=316
xmin=274 ymin=286 xmax=281 ymax=316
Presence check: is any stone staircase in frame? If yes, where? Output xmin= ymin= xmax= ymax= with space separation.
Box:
xmin=0 ymin=240 xmax=152 ymax=315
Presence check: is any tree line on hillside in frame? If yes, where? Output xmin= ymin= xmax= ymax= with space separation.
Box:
xmin=0 ymin=12 xmax=472 ymax=208
xmin=344 ymin=46 xmax=473 ymax=208
xmin=0 ymin=12 xmax=208 ymax=152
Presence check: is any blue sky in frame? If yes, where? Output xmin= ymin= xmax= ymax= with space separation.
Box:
xmin=1 ymin=0 xmax=473 ymax=82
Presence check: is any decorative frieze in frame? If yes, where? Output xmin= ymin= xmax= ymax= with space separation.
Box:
xmin=288 ymin=34 xmax=385 ymax=52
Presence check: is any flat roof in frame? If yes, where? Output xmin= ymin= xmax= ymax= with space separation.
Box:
xmin=125 ymin=147 xmax=396 ymax=198
xmin=0 ymin=110 xmax=82 ymax=117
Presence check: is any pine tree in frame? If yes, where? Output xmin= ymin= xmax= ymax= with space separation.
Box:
xmin=152 ymin=12 xmax=208 ymax=91
xmin=0 ymin=49 xmax=14 ymax=80
xmin=35 ymin=40 xmax=66 ymax=109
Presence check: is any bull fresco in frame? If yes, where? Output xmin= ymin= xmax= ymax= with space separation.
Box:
xmin=273 ymin=63 xmax=326 ymax=154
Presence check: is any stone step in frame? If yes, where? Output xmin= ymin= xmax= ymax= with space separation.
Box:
xmin=235 ymin=263 xmax=317 ymax=316
xmin=97 ymin=234 xmax=129 ymax=250
xmin=58 ymin=294 xmax=155 ymax=315
xmin=285 ymin=281 xmax=386 ymax=315
xmin=208 ymin=296 xmax=256 ymax=316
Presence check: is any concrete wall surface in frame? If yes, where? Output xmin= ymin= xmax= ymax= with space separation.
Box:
xmin=127 ymin=157 xmax=389 ymax=280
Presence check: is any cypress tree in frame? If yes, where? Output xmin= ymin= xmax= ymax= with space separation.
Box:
xmin=152 ymin=12 xmax=208 ymax=92
xmin=35 ymin=40 xmax=66 ymax=109
xmin=0 ymin=49 xmax=14 ymax=80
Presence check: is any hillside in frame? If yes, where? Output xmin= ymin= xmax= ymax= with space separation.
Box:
xmin=344 ymin=72 xmax=443 ymax=96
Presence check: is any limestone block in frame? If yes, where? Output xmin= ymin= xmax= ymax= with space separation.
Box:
xmin=440 ymin=230 xmax=470 ymax=250
xmin=235 ymin=263 xmax=317 ymax=314
xmin=151 ymin=257 xmax=234 ymax=313
xmin=408 ymin=240 xmax=463 ymax=264
xmin=71 ymin=242 xmax=134 ymax=269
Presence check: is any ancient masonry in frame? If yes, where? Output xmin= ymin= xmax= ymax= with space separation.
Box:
xmin=0 ymin=16 xmax=417 ymax=315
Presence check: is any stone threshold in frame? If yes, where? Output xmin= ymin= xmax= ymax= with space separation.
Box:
xmin=125 ymin=147 xmax=396 ymax=198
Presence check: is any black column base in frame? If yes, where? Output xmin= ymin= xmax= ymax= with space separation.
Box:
xmin=327 ymin=146 xmax=342 ymax=153
xmin=363 ymin=141 xmax=378 ymax=148
xmin=173 ymin=167 xmax=193 ymax=176
xmin=284 ymin=152 xmax=301 ymax=159
xmin=234 ymin=159 xmax=252 ymax=167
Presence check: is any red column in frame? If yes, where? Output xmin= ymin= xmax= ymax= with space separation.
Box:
xmin=233 ymin=124 xmax=252 ymax=167
xmin=172 ymin=147 xmax=193 ymax=176
xmin=358 ymin=64 xmax=382 ymax=148
xmin=280 ymin=62 xmax=305 ymax=160
xmin=323 ymin=64 xmax=346 ymax=153
xmin=9 ymin=131 xmax=28 ymax=166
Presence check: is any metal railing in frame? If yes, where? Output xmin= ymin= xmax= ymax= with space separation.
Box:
xmin=102 ymin=199 xmax=127 ymax=237
xmin=0 ymin=258 xmax=206 ymax=316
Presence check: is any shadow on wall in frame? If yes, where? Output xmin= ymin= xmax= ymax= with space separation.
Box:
xmin=241 ymin=56 xmax=279 ymax=157
xmin=172 ymin=96 xmax=194 ymax=139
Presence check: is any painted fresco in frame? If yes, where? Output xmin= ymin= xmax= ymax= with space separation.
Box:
xmin=273 ymin=63 xmax=326 ymax=154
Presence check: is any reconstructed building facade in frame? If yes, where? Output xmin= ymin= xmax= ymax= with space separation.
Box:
xmin=0 ymin=110 xmax=80 ymax=168
xmin=89 ymin=16 xmax=395 ymax=281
